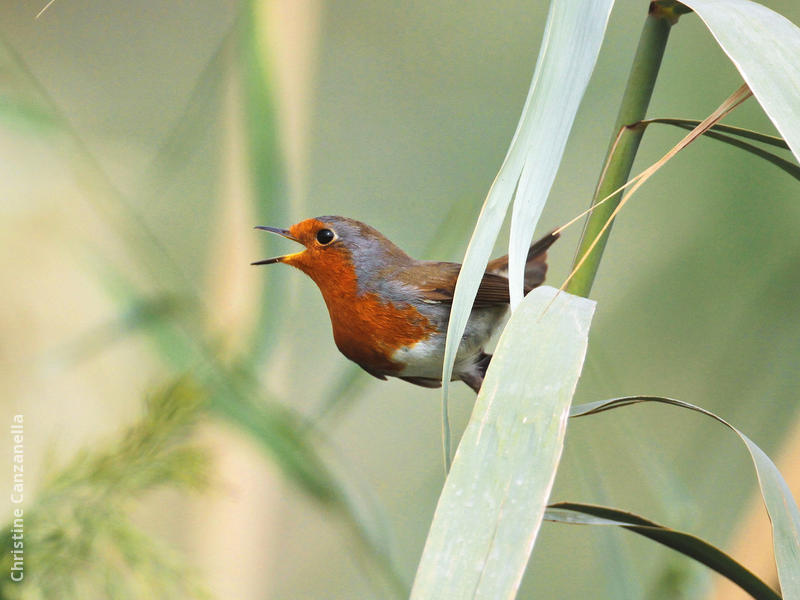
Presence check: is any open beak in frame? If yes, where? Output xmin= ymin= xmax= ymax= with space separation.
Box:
xmin=251 ymin=226 xmax=304 ymax=265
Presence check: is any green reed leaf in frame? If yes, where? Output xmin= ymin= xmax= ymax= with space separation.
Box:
xmin=572 ymin=396 xmax=800 ymax=599
xmin=414 ymin=287 xmax=595 ymax=599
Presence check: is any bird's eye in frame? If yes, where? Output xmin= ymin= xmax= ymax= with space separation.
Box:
xmin=316 ymin=228 xmax=335 ymax=245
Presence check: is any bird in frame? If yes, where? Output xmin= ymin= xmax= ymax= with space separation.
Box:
xmin=252 ymin=216 xmax=558 ymax=393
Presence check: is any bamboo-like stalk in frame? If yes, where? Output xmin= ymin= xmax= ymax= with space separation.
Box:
xmin=566 ymin=3 xmax=679 ymax=298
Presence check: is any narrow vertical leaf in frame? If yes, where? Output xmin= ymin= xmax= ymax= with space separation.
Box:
xmin=508 ymin=0 xmax=615 ymax=308
xmin=414 ymin=287 xmax=595 ymax=599
xmin=440 ymin=0 xmax=614 ymax=401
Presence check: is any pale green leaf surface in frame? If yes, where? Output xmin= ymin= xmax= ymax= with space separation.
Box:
xmin=440 ymin=0 xmax=614 ymax=403
xmin=508 ymin=0 xmax=615 ymax=309
xmin=414 ymin=287 xmax=595 ymax=600
xmin=571 ymin=396 xmax=800 ymax=600
xmin=681 ymin=0 xmax=800 ymax=162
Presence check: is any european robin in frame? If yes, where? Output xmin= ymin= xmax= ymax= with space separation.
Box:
xmin=252 ymin=216 xmax=558 ymax=393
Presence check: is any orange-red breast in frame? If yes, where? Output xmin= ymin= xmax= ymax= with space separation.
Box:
xmin=252 ymin=216 xmax=558 ymax=393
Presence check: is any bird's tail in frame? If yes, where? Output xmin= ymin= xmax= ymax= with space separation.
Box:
xmin=486 ymin=231 xmax=560 ymax=292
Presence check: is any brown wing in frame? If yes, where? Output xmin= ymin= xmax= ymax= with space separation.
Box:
xmin=472 ymin=272 xmax=513 ymax=307
xmin=396 ymin=262 xmax=511 ymax=308
xmin=395 ymin=232 xmax=558 ymax=307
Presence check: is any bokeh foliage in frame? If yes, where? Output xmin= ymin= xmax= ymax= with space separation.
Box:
xmin=0 ymin=381 xmax=209 ymax=600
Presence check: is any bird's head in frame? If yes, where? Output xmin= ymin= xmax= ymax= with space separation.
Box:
xmin=252 ymin=216 xmax=410 ymax=291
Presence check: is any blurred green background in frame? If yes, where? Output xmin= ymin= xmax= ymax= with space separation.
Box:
xmin=1 ymin=0 xmax=798 ymax=598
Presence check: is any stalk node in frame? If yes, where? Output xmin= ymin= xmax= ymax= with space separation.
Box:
xmin=650 ymin=1 xmax=693 ymax=24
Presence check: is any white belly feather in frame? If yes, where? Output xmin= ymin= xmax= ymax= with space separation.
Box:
xmin=392 ymin=306 xmax=507 ymax=379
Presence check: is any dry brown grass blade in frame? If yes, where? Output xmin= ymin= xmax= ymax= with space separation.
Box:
xmin=559 ymin=83 xmax=753 ymax=294
xmin=553 ymin=125 xmax=634 ymax=236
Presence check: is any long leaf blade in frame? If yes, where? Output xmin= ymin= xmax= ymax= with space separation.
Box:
xmin=571 ymin=396 xmax=800 ymax=599
xmin=440 ymin=0 xmax=615 ymax=414
xmin=413 ymin=286 xmax=595 ymax=599
xmin=545 ymin=502 xmax=781 ymax=600
xmin=666 ymin=125 xmax=800 ymax=181
xmin=680 ymin=0 xmax=800 ymax=162
xmin=642 ymin=118 xmax=800 ymax=180
xmin=508 ymin=0 xmax=615 ymax=308
xmin=645 ymin=118 xmax=790 ymax=149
